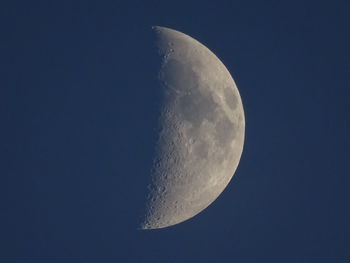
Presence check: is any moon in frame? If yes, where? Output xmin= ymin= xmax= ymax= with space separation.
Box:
xmin=141 ymin=26 xmax=245 ymax=229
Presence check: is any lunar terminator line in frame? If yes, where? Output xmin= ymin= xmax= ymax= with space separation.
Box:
xmin=141 ymin=26 xmax=245 ymax=229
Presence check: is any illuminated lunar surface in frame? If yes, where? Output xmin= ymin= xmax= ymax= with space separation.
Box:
xmin=141 ymin=26 xmax=245 ymax=229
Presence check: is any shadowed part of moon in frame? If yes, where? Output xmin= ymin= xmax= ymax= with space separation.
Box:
xmin=141 ymin=26 xmax=245 ymax=230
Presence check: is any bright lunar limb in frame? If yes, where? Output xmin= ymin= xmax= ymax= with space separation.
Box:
xmin=141 ymin=26 xmax=245 ymax=229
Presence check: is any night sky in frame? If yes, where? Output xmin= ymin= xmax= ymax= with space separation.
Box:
xmin=2 ymin=1 xmax=350 ymax=262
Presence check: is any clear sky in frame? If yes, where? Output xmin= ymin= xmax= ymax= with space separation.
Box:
xmin=2 ymin=1 xmax=350 ymax=262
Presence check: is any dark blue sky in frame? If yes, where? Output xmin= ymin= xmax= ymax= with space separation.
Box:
xmin=2 ymin=1 xmax=349 ymax=262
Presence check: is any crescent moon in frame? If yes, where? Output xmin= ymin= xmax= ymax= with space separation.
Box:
xmin=141 ymin=26 xmax=245 ymax=229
